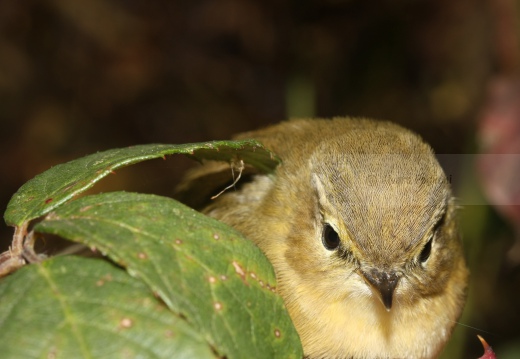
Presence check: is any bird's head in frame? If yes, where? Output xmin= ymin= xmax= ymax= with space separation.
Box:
xmin=265 ymin=125 xmax=467 ymax=358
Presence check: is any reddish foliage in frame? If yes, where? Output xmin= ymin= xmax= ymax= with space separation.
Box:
xmin=477 ymin=335 xmax=496 ymax=359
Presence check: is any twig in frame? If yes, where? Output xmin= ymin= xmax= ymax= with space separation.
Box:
xmin=211 ymin=159 xmax=245 ymax=200
xmin=0 ymin=222 xmax=29 ymax=277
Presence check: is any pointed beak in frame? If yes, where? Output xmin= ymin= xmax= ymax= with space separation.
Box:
xmin=361 ymin=269 xmax=400 ymax=311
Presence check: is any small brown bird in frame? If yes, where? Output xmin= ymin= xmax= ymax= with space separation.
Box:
xmin=176 ymin=118 xmax=469 ymax=359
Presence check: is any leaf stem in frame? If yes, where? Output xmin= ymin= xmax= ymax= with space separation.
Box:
xmin=0 ymin=222 xmax=29 ymax=277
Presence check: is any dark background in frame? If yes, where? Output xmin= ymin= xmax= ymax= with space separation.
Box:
xmin=1 ymin=0 xmax=519 ymax=357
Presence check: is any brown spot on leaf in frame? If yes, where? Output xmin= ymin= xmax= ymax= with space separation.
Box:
xmin=96 ymin=274 xmax=113 ymax=286
xmin=137 ymin=252 xmax=148 ymax=260
xmin=274 ymin=329 xmax=281 ymax=338
xmin=175 ymin=239 xmax=183 ymax=245
xmin=119 ymin=318 xmax=133 ymax=329
xmin=220 ymin=275 xmax=228 ymax=281
xmin=80 ymin=205 xmax=93 ymax=212
xmin=214 ymin=302 xmax=223 ymax=311
xmin=232 ymin=260 xmax=248 ymax=285
xmin=45 ymin=198 xmax=53 ymax=204
xmin=213 ymin=233 xmax=220 ymax=240
xmin=47 ymin=347 xmax=57 ymax=359
xmin=208 ymin=276 xmax=217 ymax=284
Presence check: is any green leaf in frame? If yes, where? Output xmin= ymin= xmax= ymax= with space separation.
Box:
xmin=5 ymin=141 xmax=280 ymax=226
xmin=34 ymin=192 xmax=302 ymax=359
xmin=0 ymin=256 xmax=217 ymax=359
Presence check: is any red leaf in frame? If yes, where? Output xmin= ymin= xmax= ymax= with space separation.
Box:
xmin=477 ymin=335 xmax=496 ymax=359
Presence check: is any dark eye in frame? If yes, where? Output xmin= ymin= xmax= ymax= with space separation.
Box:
xmin=322 ymin=224 xmax=340 ymax=250
xmin=419 ymin=236 xmax=433 ymax=263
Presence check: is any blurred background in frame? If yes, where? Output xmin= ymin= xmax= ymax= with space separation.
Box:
xmin=1 ymin=0 xmax=519 ymax=357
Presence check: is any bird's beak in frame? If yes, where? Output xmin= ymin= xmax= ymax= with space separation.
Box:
xmin=361 ymin=269 xmax=400 ymax=311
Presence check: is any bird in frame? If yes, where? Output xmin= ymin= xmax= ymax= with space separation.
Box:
xmin=175 ymin=118 xmax=469 ymax=359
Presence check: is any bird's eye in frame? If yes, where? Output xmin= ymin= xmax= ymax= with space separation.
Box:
xmin=322 ymin=224 xmax=340 ymax=250
xmin=419 ymin=236 xmax=433 ymax=263
xmin=418 ymin=211 xmax=445 ymax=264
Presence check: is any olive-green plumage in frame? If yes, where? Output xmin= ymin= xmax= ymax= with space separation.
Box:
xmin=176 ymin=118 xmax=468 ymax=359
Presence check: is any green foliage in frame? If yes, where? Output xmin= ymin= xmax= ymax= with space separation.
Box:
xmin=0 ymin=256 xmax=217 ymax=359
xmin=0 ymin=141 xmax=301 ymax=359
xmin=4 ymin=141 xmax=280 ymax=227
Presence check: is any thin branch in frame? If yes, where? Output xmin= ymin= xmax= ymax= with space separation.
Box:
xmin=0 ymin=222 xmax=30 ymax=277
xmin=211 ymin=159 xmax=245 ymax=200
